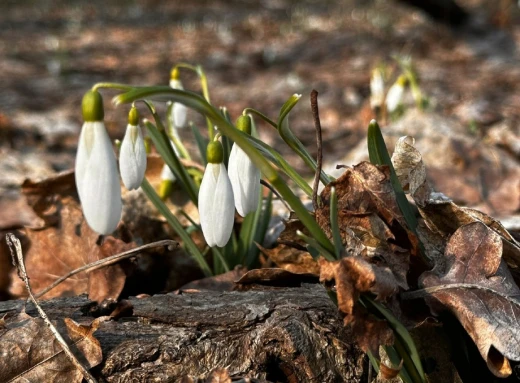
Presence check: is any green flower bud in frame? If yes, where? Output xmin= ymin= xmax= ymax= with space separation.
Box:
xmin=82 ymin=90 xmax=104 ymax=122
xmin=236 ymin=115 xmax=252 ymax=135
xmin=128 ymin=106 xmax=139 ymax=126
xmin=207 ymin=141 xmax=224 ymax=164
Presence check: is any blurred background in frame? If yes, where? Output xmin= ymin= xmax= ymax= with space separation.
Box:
xmin=1 ymin=0 xmax=519 ymax=223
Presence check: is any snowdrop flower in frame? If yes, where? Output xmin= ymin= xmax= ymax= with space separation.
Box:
xmin=198 ymin=140 xmax=235 ymax=247
xmin=385 ymin=75 xmax=407 ymax=113
xmin=169 ymin=68 xmax=188 ymax=129
xmin=370 ymin=68 xmax=385 ymax=109
xmin=119 ymin=106 xmax=146 ymax=190
xmin=228 ymin=115 xmax=260 ymax=217
xmin=158 ymin=140 xmax=180 ymax=199
xmin=75 ymin=90 xmax=122 ymax=235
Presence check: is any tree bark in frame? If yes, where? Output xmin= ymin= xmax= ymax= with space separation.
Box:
xmin=0 ymin=284 xmax=366 ymax=382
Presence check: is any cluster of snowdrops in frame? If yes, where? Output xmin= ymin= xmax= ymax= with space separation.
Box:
xmin=76 ymin=69 xmax=260 ymax=248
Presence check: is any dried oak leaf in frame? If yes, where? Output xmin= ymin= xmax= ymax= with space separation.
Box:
xmin=317 ymin=162 xmax=419 ymax=289
xmin=9 ymin=171 xmax=133 ymax=302
xmin=392 ymin=136 xmax=520 ymax=282
xmin=350 ymin=306 xmax=394 ymax=357
xmin=258 ymin=219 xmax=319 ymax=274
xmin=319 ymin=257 xmax=400 ymax=325
xmin=420 ymin=222 xmax=520 ymax=377
xmin=0 ymin=313 xmax=102 ymax=383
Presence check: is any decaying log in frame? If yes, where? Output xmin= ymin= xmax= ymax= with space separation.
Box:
xmin=0 ymin=284 xmax=366 ymax=382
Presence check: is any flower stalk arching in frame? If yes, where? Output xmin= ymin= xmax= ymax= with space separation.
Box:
xmin=171 ymin=63 xmax=214 ymax=140
xmin=114 ymin=86 xmax=336 ymax=256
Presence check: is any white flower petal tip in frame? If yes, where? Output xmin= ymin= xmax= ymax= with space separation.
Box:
xmin=385 ymin=82 xmax=404 ymax=113
xmin=228 ymin=144 xmax=260 ymax=217
xmin=75 ymin=121 xmax=122 ymax=235
xmin=172 ymin=102 xmax=188 ymax=129
xmin=160 ymin=163 xmax=176 ymax=181
xmin=198 ymin=163 xmax=235 ymax=247
xmin=119 ymin=124 xmax=147 ymax=190
xmin=370 ymin=69 xmax=385 ymax=109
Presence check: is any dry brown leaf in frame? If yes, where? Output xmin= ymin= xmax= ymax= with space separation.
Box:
xmin=8 ymin=171 xmax=134 ymax=302
xmin=235 ymin=268 xmax=319 ymax=286
xmin=179 ymin=266 xmax=247 ymax=291
xmin=87 ymin=237 xmax=135 ymax=303
xmin=378 ymin=359 xmax=403 ymax=380
xmin=420 ymin=222 xmax=520 ymax=377
xmin=257 ymin=219 xmax=320 ymax=274
xmin=350 ymin=307 xmax=394 ymax=357
xmin=393 ymin=136 xmax=520 ymax=281
xmin=0 ymin=313 xmax=102 ymax=383
xmin=391 ymin=136 xmax=432 ymax=207
xmin=319 ymin=257 xmax=400 ymax=325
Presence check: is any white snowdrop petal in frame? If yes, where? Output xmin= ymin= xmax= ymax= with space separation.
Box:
xmin=80 ymin=123 xmax=122 ymax=234
xmin=160 ymin=164 xmax=176 ymax=182
xmin=211 ymin=163 xmax=235 ymax=247
xmin=172 ymin=102 xmax=188 ymax=129
xmin=120 ymin=124 xmax=147 ymax=190
xmin=169 ymin=79 xmax=183 ymax=90
xmin=370 ymin=70 xmax=385 ymax=109
xmin=386 ymin=83 xmax=404 ymax=113
xmin=228 ymin=144 xmax=260 ymax=217
xmin=198 ymin=164 xmax=219 ymax=247
xmin=75 ymin=121 xmax=103 ymax=200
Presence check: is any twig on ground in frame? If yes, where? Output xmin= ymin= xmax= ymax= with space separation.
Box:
xmin=310 ymin=89 xmax=323 ymax=211
xmin=6 ymin=233 xmax=98 ymax=383
xmin=34 ymin=239 xmax=178 ymax=299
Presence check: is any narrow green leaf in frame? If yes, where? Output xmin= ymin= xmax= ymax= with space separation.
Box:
xmin=276 ymin=94 xmax=331 ymax=185
xmin=330 ymin=187 xmax=342 ymax=259
xmin=363 ymin=296 xmax=426 ymax=383
xmin=144 ymin=119 xmax=199 ymax=205
xmin=141 ymin=179 xmax=212 ymax=277
xmin=296 ymin=230 xmax=335 ymax=262
xmin=367 ymin=120 xmax=417 ymax=232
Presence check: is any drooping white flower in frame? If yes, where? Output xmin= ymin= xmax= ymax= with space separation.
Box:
xmin=75 ymin=90 xmax=122 ymax=235
xmin=119 ymin=107 xmax=146 ymax=190
xmin=169 ymin=76 xmax=188 ymax=129
xmin=385 ymin=75 xmax=406 ymax=113
xmin=370 ymin=68 xmax=385 ymax=109
xmin=228 ymin=115 xmax=260 ymax=217
xmin=198 ymin=141 xmax=235 ymax=247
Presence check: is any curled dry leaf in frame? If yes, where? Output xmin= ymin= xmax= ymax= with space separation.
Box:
xmin=391 ymin=136 xmax=431 ymax=207
xmin=8 ymin=171 xmax=134 ymax=302
xmin=378 ymin=358 xmax=403 ymax=380
xmin=318 ymin=257 xmax=400 ymax=325
xmin=392 ymin=136 xmax=520 ymax=282
xmin=0 ymin=313 xmax=102 ymax=383
xmin=419 ymin=222 xmax=520 ymax=377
